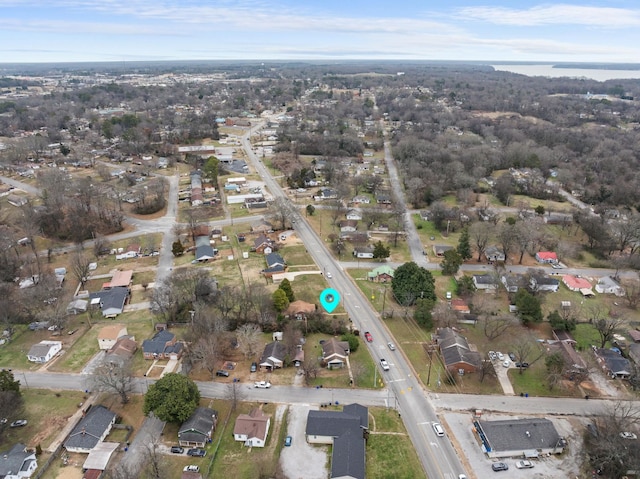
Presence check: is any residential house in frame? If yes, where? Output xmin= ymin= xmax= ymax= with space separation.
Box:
xmin=472 ymin=274 xmax=499 ymax=291
xmin=353 ymin=246 xmax=374 ymax=259
xmin=178 ymin=407 xmax=218 ymax=448
xmin=450 ymin=298 xmax=470 ymax=314
xmin=501 ymin=274 xmax=527 ymax=293
xmin=535 ymin=251 xmax=558 ymax=264
xmin=250 ymin=220 xmax=273 ymax=234
xmin=548 ymin=334 xmax=587 ymax=377
xmin=190 ymin=171 xmax=203 ymax=206
xmin=262 ymin=252 xmax=286 ymax=278
xmin=97 ymin=325 xmax=128 ymax=350
xmin=102 ymin=270 xmax=133 ymax=289
xmin=484 ymin=246 xmax=506 ymax=263
xmin=89 ymin=287 xmax=129 ymax=318
xmin=253 ymin=234 xmax=273 ymax=254
xmin=562 ymin=275 xmax=594 ymax=296
xmin=233 ymin=409 xmax=271 ymax=447
xmin=367 ymin=265 xmax=395 ymax=283
xmin=529 ymin=273 xmax=560 ymax=293
xmin=194 ymin=235 xmax=216 ymax=262
xmin=64 ymin=406 xmax=116 ymax=453
xmin=435 ymin=327 xmax=481 ymax=374
xmin=629 ymin=343 xmax=640 ymax=365
xmin=339 ymin=220 xmax=358 ymax=233
xmin=321 ymin=338 xmax=350 ymax=369
xmin=375 ymin=192 xmax=392 ymax=204
xmin=104 ymin=336 xmax=137 ymax=367
xmin=259 ymin=341 xmax=287 ymax=370
xmin=142 ymin=330 xmax=183 ymax=360
xmin=285 ymin=300 xmax=316 ymax=320
xmin=27 ymin=341 xmax=62 ymax=363
xmin=543 ymin=213 xmax=573 ymax=226
xmin=6 ymin=194 xmax=28 ymax=207
xmin=305 ymin=404 xmax=368 ymax=479
xmin=593 ymin=347 xmax=632 ymax=379
xmin=345 ymin=209 xmax=362 ymax=221
xmin=0 ymin=443 xmax=38 ymax=479
xmin=317 ymin=188 xmax=338 ymax=200
xmin=432 ymin=245 xmax=453 ymax=257
xmin=595 ymin=276 xmax=625 ymax=296
xmin=352 ymin=195 xmax=370 ymax=205
xmin=629 ymin=329 xmax=640 ymax=343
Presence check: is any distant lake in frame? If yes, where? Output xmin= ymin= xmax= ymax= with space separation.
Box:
xmin=491 ymin=64 xmax=640 ymax=82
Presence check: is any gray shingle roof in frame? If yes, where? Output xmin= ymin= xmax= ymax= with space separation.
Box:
xmin=479 ymin=418 xmax=561 ymax=453
xmin=64 ymin=405 xmax=116 ymax=451
xmin=0 ymin=443 xmax=34 ymax=476
xmin=89 ymin=287 xmax=128 ymax=314
xmin=142 ymin=330 xmax=177 ymax=355
xmin=179 ymin=407 xmax=217 ymax=445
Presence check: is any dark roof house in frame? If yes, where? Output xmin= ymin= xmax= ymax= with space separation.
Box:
xmin=0 ymin=443 xmax=38 ymax=479
xmin=64 ymin=406 xmax=116 ymax=453
xmin=195 ymin=235 xmax=216 ymax=262
xmin=179 ymin=407 xmax=218 ymax=448
xmin=259 ymin=341 xmax=287 ymax=370
xmin=436 ymin=327 xmax=481 ymax=374
xmin=89 ymin=287 xmax=129 ymax=318
xmin=142 ymin=330 xmax=182 ymax=360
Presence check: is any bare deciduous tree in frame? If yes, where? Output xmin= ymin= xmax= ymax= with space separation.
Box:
xmin=225 ymin=381 xmax=246 ymax=412
xmin=236 ymin=323 xmax=262 ymax=360
xmin=89 ymin=360 xmax=134 ymax=404
xmin=71 ymin=248 xmax=92 ymax=288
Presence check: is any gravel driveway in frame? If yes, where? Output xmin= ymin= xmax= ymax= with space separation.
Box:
xmin=279 ymin=404 xmax=328 ymax=479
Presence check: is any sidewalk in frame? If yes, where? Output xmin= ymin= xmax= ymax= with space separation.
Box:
xmin=46 ymin=392 xmax=98 ymax=453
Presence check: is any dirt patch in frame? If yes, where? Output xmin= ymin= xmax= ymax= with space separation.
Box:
xmin=30 ymin=415 xmax=70 ymax=448
xmin=55 ymin=465 xmax=84 ymax=479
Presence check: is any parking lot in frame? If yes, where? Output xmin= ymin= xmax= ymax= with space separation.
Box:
xmin=279 ymin=404 xmax=328 ymax=479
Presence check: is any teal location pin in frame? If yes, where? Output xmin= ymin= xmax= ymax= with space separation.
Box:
xmin=319 ymin=288 xmax=341 ymax=313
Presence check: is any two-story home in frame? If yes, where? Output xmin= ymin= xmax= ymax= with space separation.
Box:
xmin=97 ymin=325 xmax=128 ymax=351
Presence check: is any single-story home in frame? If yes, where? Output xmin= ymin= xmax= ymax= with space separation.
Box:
xmin=142 ymin=330 xmax=183 ymax=360
xmin=259 ymin=341 xmax=286 ymax=370
xmin=593 ymin=347 xmax=632 ymax=379
xmin=194 ymin=235 xmax=216 ymax=262
xmin=529 ymin=273 xmax=560 ymax=293
xmin=27 ymin=340 xmax=62 ymax=363
xmin=474 ymin=418 xmax=565 ymax=459
xmin=353 ymin=247 xmax=374 ymax=259
xmin=501 ymin=274 xmax=527 ymax=293
xmin=450 ymin=298 xmax=470 ymax=314
xmin=97 ymin=325 xmax=128 ymax=351
xmin=253 ymin=234 xmax=273 ymax=254
xmin=179 ymin=407 xmax=218 ymax=448
xmin=484 ymin=246 xmax=506 ymax=263
xmin=339 ymin=220 xmax=358 ymax=233
xmin=89 ymin=287 xmax=129 ymax=318
xmin=562 ymin=275 xmax=594 ymax=296
xmin=305 ymin=404 xmax=368 ymax=479
xmin=64 ymin=405 xmax=116 ymax=453
xmin=435 ymin=327 xmax=481 ymax=374
xmin=67 ymin=299 xmax=88 ymax=314
xmin=321 ymin=338 xmax=350 ymax=369
xmin=433 ymin=245 xmax=453 ymax=257
xmin=285 ymin=300 xmax=316 ymax=320
xmin=233 ymin=409 xmax=270 ymax=447
xmin=345 ymin=209 xmax=362 ymax=221
xmin=595 ymin=276 xmax=625 ymax=296
xmin=0 ymin=443 xmax=38 ymax=479
xmin=102 ymin=270 xmax=133 ymax=289
xmin=105 ymin=336 xmax=138 ymax=367
xmin=367 ymin=265 xmax=394 ymax=283
xmin=472 ymin=274 xmax=499 ymax=291
xmin=535 ymin=251 xmax=558 ymax=264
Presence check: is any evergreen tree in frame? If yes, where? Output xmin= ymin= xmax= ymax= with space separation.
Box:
xmin=515 ymin=289 xmax=543 ymax=325
xmin=372 ymin=240 xmax=391 ymax=259
xmin=279 ymin=278 xmax=295 ymax=302
xmin=171 ymin=240 xmax=184 ymax=256
xmin=441 ymin=249 xmax=463 ymax=275
xmin=272 ymin=288 xmax=290 ymax=312
xmin=456 ymin=227 xmax=472 ymax=260
xmin=414 ymin=298 xmax=434 ymax=329
xmin=143 ymin=373 xmax=200 ymax=423
xmin=391 ymin=262 xmax=436 ymax=306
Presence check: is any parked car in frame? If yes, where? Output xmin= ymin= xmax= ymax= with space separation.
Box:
xmin=492 ymin=462 xmax=509 ymax=471
xmin=183 ymin=465 xmax=200 ymax=472
xmin=515 ymin=362 xmax=529 ymax=368
xmin=387 ymin=342 xmax=396 ymax=351
xmin=187 ymin=448 xmax=206 ymax=457
xmin=364 ymin=331 xmax=373 ymax=342
xmin=488 ymin=351 xmax=497 ymax=361
xmin=254 ymin=381 xmax=271 ymax=388
xmin=284 ymin=435 xmax=292 ymax=446
xmin=10 ymin=419 xmax=27 ymax=428
xmin=170 ymin=446 xmax=184 ymax=454
xmin=508 ymin=352 xmax=516 ymax=362
xmin=432 ymin=423 xmax=445 ymax=437
xmin=515 ymin=460 xmax=534 ymax=469
xmin=380 ymin=359 xmax=390 ymax=371
xmin=250 ymin=362 xmax=258 ymax=373
xmin=496 ymin=352 xmax=504 ymax=361
xmin=620 ymin=432 xmax=638 ymax=440
xmin=502 ymin=360 xmax=510 ymax=368
xmin=215 ymin=370 xmax=229 ymax=377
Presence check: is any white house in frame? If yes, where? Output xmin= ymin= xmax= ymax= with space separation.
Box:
xmin=595 ymin=276 xmax=625 ymax=296
xmin=233 ymin=409 xmax=270 ymax=447
xmin=97 ymin=325 xmax=128 ymax=350
xmin=0 ymin=443 xmax=38 ymax=479
xmin=27 ymin=341 xmax=62 ymax=363
xmin=345 ymin=209 xmax=363 ymax=221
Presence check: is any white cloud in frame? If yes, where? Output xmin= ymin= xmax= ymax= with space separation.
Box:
xmin=458 ymin=4 xmax=640 ymax=27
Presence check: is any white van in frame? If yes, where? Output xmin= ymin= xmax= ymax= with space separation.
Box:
xmin=433 ymin=423 xmax=445 ymax=437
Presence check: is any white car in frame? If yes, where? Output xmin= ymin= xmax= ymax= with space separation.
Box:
xmin=432 ymin=423 xmax=445 ymax=437
xmin=254 ymin=381 xmax=271 ymax=389
xmin=502 ymin=360 xmax=511 ymax=368
xmin=488 ymin=351 xmax=497 ymax=361
xmin=496 ymin=352 xmax=504 ymax=361
xmin=380 ymin=359 xmax=390 ymax=371
xmin=515 ymin=460 xmax=534 ymax=469
xmin=326 ymin=272 xmax=332 ymax=279
xmin=183 ymin=465 xmax=200 ymax=473
xmin=620 ymin=432 xmax=638 ymax=440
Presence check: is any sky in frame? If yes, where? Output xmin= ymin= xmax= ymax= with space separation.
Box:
xmin=1 ymin=0 xmax=639 ymax=64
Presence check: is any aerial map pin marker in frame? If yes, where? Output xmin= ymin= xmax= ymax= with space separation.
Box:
xmin=319 ymin=288 xmax=341 ymax=313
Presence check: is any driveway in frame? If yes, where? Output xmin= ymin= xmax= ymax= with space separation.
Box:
xmin=279 ymin=404 xmax=328 ymax=479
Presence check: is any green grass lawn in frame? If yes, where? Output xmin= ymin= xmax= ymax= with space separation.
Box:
xmin=0 ymin=325 xmax=52 ymax=370
xmin=48 ymin=326 xmax=100 ymax=373
xmin=367 ymin=408 xmax=424 ymax=479
xmin=572 ymin=322 xmax=603 ymax=350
